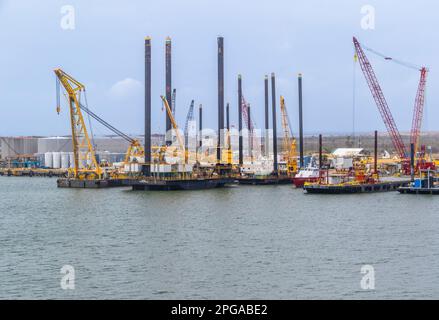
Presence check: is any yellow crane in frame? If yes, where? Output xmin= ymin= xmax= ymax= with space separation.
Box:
xmin=279 ymin=96 xmax=298 ymax=175
xmin=54 ymin=68 xmax=102 ymax=179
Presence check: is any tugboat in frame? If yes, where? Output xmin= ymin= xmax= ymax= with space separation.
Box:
xmin=293 ymin=165 xmax=320 ymax=188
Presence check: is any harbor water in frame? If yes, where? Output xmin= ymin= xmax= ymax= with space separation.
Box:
xmin=1 ymin=176 xmax=439 ymax=299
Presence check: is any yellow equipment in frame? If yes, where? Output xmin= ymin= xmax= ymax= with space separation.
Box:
xmin=226 ymin=129 xmax=232 ymax=165
xmin=54 ymin=68 xmax=102 ymax=179
xmin=279 ymin=96 xmax=298 ymax=174
xmin=160 ymin=95 xmax=187 ymax=166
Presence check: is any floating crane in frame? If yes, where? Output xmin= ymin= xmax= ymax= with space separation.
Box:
xmin=55 ymin=68 xmax=144 ymax=179
xmin=54 ymin=68 xmax=102 ymax=179
xmin=279 ymin=96 xmax=297 ymax=174
xmin=353 ymin=37 xmax=429 ymax=171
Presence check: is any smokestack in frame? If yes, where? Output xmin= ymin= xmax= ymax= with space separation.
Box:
xmin=374 ymin=130 xmax=378 ymax=175
xmin=271 ymin=73 xmax=278 ymax=175
xmin=319 ymin=134 xmax=323 ymax=182
xmin=264 ymin=75 xmax=269 ymax=157
xmin=238 ymin=74 xmax=243 ymax=166
xmin=199 ymin=104 xmax=203 ymax=148
xmin=165 ymin=37 xmax=172 ymax=146
xmin=226 ymin=103 xmax=230 ymax=131
xmin=319 ymin=134 xmax=323 ymax=169
xmin=410 ymin=142 xmax=415 ymax=182
xmin=217 ymin=36 xmax=225 ymax=164
xmin=226 ymin=102 xmax=231 ymax=163
xmin=298 ymin=73 xmax=304 ymax=168
xmin=248 ymin=103 xmax=252 ymax=160
xmin=143 ymin=36 xmax=152 ymax=176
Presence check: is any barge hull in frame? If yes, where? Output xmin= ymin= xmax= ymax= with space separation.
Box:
xmin=398 ymin=187 xmax=439 ymax=195
xmin=237 ymin=176 xmax=293 ymax=185
xmin=57 ymin=178 xmax=134 ymax=188
xmin=131 ymin=178 xmax=235 ymax=191
xmin=304 ymin=180 xmax=410 ymax=194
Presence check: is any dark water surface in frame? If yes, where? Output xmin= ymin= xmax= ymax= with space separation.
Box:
xmin=1 ymin=176 xmax=438 ymax=299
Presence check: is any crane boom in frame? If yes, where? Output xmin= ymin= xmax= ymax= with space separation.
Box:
xmin=410 ymin=67 xmax=428 ymax=155
xmin=353 ymin=37 xmax=407 ymax=158
xmin=184 ymin=100 xmax=195 ymax=150
xmin=184 ymin=100 xmax=195 ymax=135
xmin=241 ymin=96 xmax=254 ymax=130
xmin=160 ymin=95 xmax=186 ymax=161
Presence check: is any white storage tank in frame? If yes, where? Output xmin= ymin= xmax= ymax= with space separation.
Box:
xmin=61 ymin=152 xmax=70 ymax=169
xmin=44 ymin=152 xmax=53 ymax=168
xmin=52 ymin=152 xmax=62 ymax=169
xmin=130 ymin=163 xmax=141 ymax=172
xmin=69 ymin=152 xmax=75 ymax=168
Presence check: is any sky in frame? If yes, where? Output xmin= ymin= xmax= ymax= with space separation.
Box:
xmin=0 ymin=0 xmax=437 ymax=137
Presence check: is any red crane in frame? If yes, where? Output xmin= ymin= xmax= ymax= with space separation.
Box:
xmin=410 ymin=67 xmax=428 ymax=155
xmin=353 ymin=37 xmax=407 ymax=158
xmin=241 ymin=96 xmax=255 ymax=130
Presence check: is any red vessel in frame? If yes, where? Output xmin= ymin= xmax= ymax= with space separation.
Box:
xmin=293 ymin=167 xmax=320 ymax=188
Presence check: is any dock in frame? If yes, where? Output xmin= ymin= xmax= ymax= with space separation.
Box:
xmin=304 ymin=180 xmax=410 ymax=194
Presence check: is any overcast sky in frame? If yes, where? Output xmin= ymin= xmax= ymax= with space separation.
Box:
xmin=0 ymin=0 xmax=437 ymax=137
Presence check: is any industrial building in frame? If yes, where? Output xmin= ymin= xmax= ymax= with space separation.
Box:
xmin=0 ymin=137 xmax=39 ymax=158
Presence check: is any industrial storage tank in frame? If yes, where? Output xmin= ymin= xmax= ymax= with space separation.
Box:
xmin=61 ymin=152 xmax=70 ymax=169
xmin=37 ymin=137 xmax=72 ymax=154
xmin=69 ymin=152 xmax=74 ymax=168
xmin=44 ymin=152 xmax=53 ymax=168
xmin=52 ymin=152 xmax=62 ymax=169
xmin=0 ymin=137 xmax=38 ymax=158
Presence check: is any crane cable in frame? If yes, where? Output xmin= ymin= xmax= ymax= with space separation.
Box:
xmin=353 ymin=50 xmax=357 ymax=146
xmin=78 ymin=102 xmax=134 ymax=143
xmin=82 ymin=90 xmax=96 ymax=150
xmin=362 ymin=44 xmax=422 ymax=71
xmin=58 ymin=85 xmax=135 ymax=144
xmin=56 ymin=77 xmax=61 ymax=114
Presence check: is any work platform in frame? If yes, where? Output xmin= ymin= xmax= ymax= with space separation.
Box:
xmin=130 ymin=178 xmax=236 ymax=191
xmin=304 ymin=180 xmax=410 ymax=194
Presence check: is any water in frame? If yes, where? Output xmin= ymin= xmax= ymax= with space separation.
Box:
xmin=1 ymin=176 xmax=439 ymax=299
